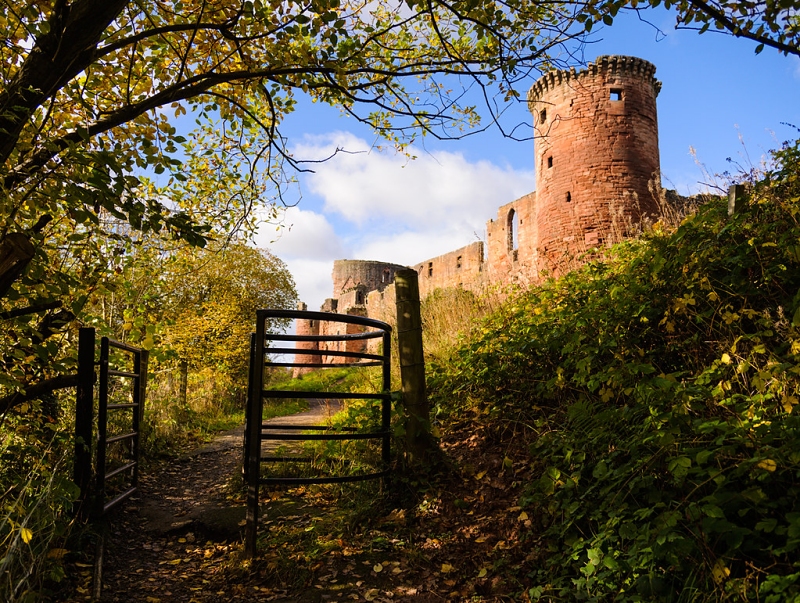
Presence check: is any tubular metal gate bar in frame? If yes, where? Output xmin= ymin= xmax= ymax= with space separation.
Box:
xmin=74 ymin=327 xmax=148 ymax=518
xmin=244 ymin=309 xmax=392 ymax=557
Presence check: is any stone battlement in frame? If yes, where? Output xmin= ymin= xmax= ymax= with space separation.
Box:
xmin=528 ymin=55 xmax=661 ymax=103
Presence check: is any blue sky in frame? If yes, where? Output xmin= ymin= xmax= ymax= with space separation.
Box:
xmin=253 ymin=8 xmax=800 ymax=310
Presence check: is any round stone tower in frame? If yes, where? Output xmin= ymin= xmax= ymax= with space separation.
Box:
xmin=528 ymin=55 xmax=661 ymax=272
xmin=332 ymin=260 xmax=407 ymax=303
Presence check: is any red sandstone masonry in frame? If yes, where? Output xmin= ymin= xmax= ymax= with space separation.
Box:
xmin=485 ymin=192 xmax=538 ymax=286
xmin=292 ymin=302 xmax=322 ymax=377
xmin=414 ymin=241 xmax=486 ymax=299
xmin=528 ymin=55 xmax=661 ymax=275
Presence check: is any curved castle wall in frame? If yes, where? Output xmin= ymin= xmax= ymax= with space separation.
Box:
xmin=332 ymin=260 xmax=407 ymax=300
xmin=528 ymin=55 xmax=661 ymax=273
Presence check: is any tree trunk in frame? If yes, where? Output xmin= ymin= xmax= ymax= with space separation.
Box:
xmin=179 ymin=359 xmax=189 ymax=409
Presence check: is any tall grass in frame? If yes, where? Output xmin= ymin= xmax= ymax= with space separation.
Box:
xmin=0 ymin=402 xmax=78 ymax=603
xmin=420 ymin=286 xmax=506 ymax=365
xmin=141 ymin=364 xmax=249 ymax=455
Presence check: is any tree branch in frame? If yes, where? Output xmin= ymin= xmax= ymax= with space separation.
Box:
xmin=681 ymin=0 xmax=799 ymax=57
xmin=0 ymin=373 xmax=80 ymax=416
xmin=0 ymin=0 xmax=128 ymax=164
xmin=0 ymin=300 xmax=62 ymax=321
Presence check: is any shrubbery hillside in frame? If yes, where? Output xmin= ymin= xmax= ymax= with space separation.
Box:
xmin=429 ymin=138 xmax=800 ymax=601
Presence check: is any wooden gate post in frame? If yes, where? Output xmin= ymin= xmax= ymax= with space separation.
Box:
xmin=394 ymin=269 xmax=432 ymax=465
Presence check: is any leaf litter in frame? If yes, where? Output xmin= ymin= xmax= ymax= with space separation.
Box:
xmin=60 ymin=418 xmax=538 ymax=602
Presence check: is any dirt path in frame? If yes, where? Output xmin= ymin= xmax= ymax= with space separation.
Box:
xmin=68 ymin=403 xmax=529 ymax=603
xmin=96 ymin=400 xmax=344 ymax=603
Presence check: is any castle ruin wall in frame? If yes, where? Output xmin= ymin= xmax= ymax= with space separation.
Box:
xmin=413 ymin=241 xmax=486 ymax=299
xmin=528 ymin=55 xmax=661 ymax=274
xmin=485 ymin=191 xmax=538 ymax=286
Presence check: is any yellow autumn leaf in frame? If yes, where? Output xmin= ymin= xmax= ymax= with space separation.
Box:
xmin=441 ymin=563 xmax=455 ymax=573
xmin=712 ymin=559 xmax=730 ymax=584
xmin=372 ymin=563 xmax=383 ymax=573
xmin=518 ymin=511 xmax=529 ymax=521
xmin=721 ymin=353 xmax=732 ymax=364
xmin=474 ymin=536 xmax=486 ymax=543
xmin=20 ymin=527 xmax=33 ymax=544
xmin=757 ymin=459 xmax=777 ymax=472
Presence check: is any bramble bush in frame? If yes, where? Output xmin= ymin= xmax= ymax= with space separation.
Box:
xmin=429 ymin=137 xmax=800 ymax=601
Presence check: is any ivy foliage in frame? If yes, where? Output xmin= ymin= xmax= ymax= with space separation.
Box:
xmin=429 ymin=138 xmax=800 ymax=601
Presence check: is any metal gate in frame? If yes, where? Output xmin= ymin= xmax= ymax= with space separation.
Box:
xmin=74 ymin=327 xmax=148 ymax=518
xmin=244 ymin=309 xmax=392 ymax=557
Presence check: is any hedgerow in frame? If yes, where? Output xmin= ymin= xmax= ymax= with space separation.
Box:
xmin=429 ymin=138 xmax=800 ymax=601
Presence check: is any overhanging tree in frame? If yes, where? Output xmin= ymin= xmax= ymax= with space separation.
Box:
xmin=0 ymin=0 xmax=587 ymax=412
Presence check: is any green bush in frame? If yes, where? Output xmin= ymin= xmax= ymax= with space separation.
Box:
xmin=429 ymin=138 xmax=800 ymax=601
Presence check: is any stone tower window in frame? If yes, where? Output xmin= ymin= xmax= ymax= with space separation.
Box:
xmin=381 ymin=268 xmax=391 ymax=283
xmin=539 ymin=109 xmax=547 ymax=124
xmin=547 ymin=156 xmax=553 ymax=168
xmin=610 ymin=89 xmax=623 ymax=101
xmin=456 ymin=256 xmax=462 ymax=269
xmin=507 ymin=208 xmax=519 ymax=253
xmin=309 ymin=320 xmax=314 ymax=327
xmin=356 ymin=291 xmax=364 ymax=305
xmin=566 ymin=191 xmax=572 ymax=203
xmin=428 ymin=262 xmax=433 ymax=277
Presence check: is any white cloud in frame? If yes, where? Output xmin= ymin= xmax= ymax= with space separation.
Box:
xmin=292 ymin=132 xmax=535 ymax=228
xmin=351 ymin=227 xmax=484 ymax=267
xmin=255 ymin=206 xmax=347 ymax=260
xmin=282 ymin=258 xmax=337 ymax=310
xmin=259 ymin=133 xmax=535 ymax=310
xmin=254 ymin=207 xmax=348 ymax=309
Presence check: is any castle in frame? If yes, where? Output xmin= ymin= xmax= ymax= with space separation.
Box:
xmin=294 ymin=55 xmax=663 ymax=372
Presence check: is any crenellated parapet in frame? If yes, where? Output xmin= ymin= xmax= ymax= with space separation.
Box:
xmin=528 ymin=55 xmax=661 ymax=106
